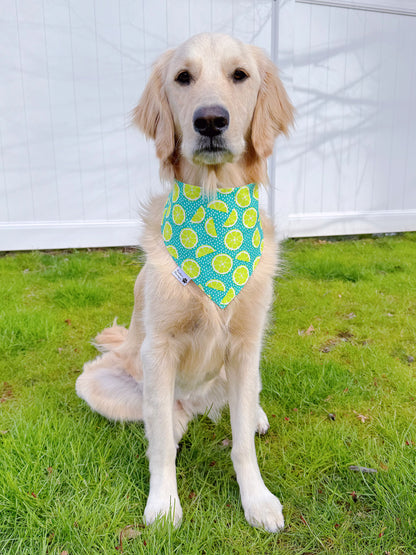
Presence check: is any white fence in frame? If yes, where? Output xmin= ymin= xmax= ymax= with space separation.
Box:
xmin=273 ymin=0 xmax=416 ymax=237
xmin=0 ymin=0 xmax=415 ymax=251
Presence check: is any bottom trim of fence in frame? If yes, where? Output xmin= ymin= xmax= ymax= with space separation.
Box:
xmin=284 ymin=209 xmax=416 ymax=238
xmin=1 ymin=210 xmax=415 ymax=250
xmin=0 ymin=220 xmax=142 ymax=251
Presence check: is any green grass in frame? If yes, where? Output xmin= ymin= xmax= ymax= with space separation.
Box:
xmin=0 ymin=235 xmax=415 ymax=554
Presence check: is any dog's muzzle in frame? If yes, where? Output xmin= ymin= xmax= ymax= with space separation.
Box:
xmin=192 ymin=105 xmax=233 ymax=164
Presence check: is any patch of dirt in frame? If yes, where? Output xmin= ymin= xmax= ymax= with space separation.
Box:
xmin=0 ymin=382 xmax=14 ymax=403
xmin=319 ymin=330 xmax=355 ymax=353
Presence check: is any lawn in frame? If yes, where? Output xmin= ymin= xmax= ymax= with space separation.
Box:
xmin=0 ymin=234 xmax=415 ymax=554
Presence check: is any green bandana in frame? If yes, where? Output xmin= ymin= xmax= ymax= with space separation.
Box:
xmin=161 ymin=180 xmax=264 ymax=308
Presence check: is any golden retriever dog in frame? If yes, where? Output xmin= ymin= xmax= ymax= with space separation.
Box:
xmin=76 ymin=33 xmax=294 ymax=532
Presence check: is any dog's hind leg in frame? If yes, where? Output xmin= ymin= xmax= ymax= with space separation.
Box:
xmin=75 ymin=349 xmax=144 ymax=421
xmin=76 ymin=271 xmax=146 ymax=421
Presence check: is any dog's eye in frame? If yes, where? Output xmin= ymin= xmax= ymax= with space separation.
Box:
xmin=232 ymin=69 xmax=249 ymax=82
xmin=175 ymin=71 xmax=192 ymax=85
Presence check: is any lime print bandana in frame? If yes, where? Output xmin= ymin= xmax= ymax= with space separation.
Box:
xmin=161 ymin=180 xmax=264 ymax=308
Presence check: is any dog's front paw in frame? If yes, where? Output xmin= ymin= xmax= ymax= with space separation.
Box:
xmin=243 ymin=489 xmax=284 ymax=533
xmin=144 ymin=494 xmax=183 ymax=528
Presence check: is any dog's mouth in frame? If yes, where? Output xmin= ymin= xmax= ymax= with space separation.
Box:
xmin=192 ymin=137 xmax=234 ymax=165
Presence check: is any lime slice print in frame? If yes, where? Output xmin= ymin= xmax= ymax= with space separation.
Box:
xmin=208 ymin=199 xmax=228 ymax=213
xmin=236 ymin=250 xmax=250 ymax=262
xmin=253 ymin=256 xmax=261 ymax=271
xmin=172 ymin=182 xmax=180 ymax=202
xmin=163 ymin=221 xmax=172 ymax=241
xmin=212 ymin=253 xmax=233 ymax=275
xmin=184 ymin=183 xmax=201 ymax=200
xmin=196 ymin=245 xmax=215 ymax=258
xmin=180 ymin=228 xmax=198 ymax=249
xmin=182 ymin=259 xmax=200 ymax=279
xmin=260 ymin=239 xmax=264 ymax=253
xmin=236 ymin=186 xmax=251 ymax=208
xmin=232 ymin=265 xmax=249 ymax=286
xmin=205 ymin=217 xmax=217 ymax=237
xmin=242 ymin=207 xmax=257 ymax=229
xmin=166 ymin=245 xmax=178 ymax=259
xmin=224 ymin=229 xmax=243 ymax=251
xmin=253 ymin=184 xmax=259 ymax=200
xmin=190 ymin=206 xmax=205 ymax=223
xmin=223 ymin=208 xmax=238 ymax=228
xmin=218 ymin=187 xmax=234 ymax=194
xmin=252 ymin=228 xmax=261 ymax=248
xmin=206 ymin=279 xmax=226 ymax=291
xmin=172 ymin=204 xmax=186 ymax=225
xmin=163 ymin=202 xmax=171 ymax=219
xmin=220 ymin=287 xmax=235 ymax=305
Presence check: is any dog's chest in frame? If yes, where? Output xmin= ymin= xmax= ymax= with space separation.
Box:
xmin=173 ymin=309 xmax=230 ymax=395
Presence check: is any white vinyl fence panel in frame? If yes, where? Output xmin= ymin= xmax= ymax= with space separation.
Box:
xmin=0 ymin=0 xmax=415 ymax=250
xmin=273 ymin=0 xmax=416 ymax=237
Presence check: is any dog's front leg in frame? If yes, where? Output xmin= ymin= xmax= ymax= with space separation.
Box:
xmin=141 ymin=336 xmax=182 ymax=527
xmin=226 ymin=343 xmax=284 ymax=533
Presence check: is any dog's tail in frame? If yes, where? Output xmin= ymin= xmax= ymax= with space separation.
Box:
xmin=76 ymin=321 xmax=144 ymax=421
xmin=93 ymin=318 xmax=129 ymax=352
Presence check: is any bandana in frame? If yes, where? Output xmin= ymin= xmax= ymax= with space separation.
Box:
xmin=161 ymin=180 xmax=264 ymax=308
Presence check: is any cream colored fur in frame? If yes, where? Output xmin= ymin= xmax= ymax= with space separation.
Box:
xmin=76 ymin=33 xmax=294 ymax=532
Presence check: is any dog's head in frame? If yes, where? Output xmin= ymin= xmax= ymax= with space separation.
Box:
xmin=134 ymin=33 xmax=294 ymax=182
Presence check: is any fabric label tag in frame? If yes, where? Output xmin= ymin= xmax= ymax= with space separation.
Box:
xmin=172 ymin=266 xmax=192 ymax=286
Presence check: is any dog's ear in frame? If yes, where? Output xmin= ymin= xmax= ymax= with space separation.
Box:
xmin=250 ymin=47 xmax=295 ymax=159
xmin=133 ymin=49 xmax=175 ymax=164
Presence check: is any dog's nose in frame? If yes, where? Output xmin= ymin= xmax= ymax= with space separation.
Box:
xmin=193 ymin=105 xmax=229 ymax=138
